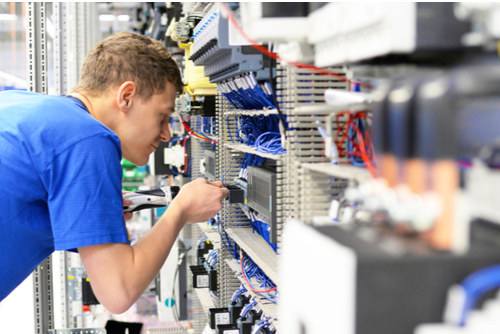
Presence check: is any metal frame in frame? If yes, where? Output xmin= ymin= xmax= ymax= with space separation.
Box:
xmin=33 ymin=2 xmax=101 ymax=331
xmin=27 ymin=2 xmax=48 ymax=95
xmin=53 ymin=2 xmax=69 ymax=96
xmin=27 ymin=3 xmax=53 ymax=334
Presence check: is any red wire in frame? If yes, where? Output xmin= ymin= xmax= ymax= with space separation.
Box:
xmin=335 ymin=111 xmax=352 ymax=159
xmin=219 ymin=3 xmax=373 ymax=90
xmin=180 ymin=117 xmax=219 ymax=144
xmin=189 ymin=308 xmax=204 ymax=313
xmin=336 ymin=112 xmax=370 ymax=158
xmin=334 ymin=111 xmax=377 ymax=177
xmin=240 ymin=252 xmax=277 ymax=294
xmin=179 ymin=136 xmax=189 ymax=173
xmin=350 ymin=121 xmax=377 ymax=178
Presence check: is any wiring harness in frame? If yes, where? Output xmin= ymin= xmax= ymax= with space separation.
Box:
xmin=239 ymin=153 xmax=266 ymax=180
xmin=205 ymin=249 xmax=218 ymax=269
xmin=335 ymin=111 xmax=376 ymax=177
xmin=236 ymin=115 xmax=286 ymax=155
xmin=248 ymin=211 xmax=277 ymax=253
xmin=251 ymin=317 xmax=273 ymax=334
xmin=218 ymin=215 xmax=241 ymax=260
xmin=217 ymin=73 xmax=275 ymax=110
xmin=240 ymin=252 xmax=278 ymax=304
xmin=202 ymin=116 xmax=217 ymax=136
xmin=180 ymin=114 xmax=218 ymax=144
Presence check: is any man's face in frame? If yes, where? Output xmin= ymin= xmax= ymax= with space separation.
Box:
xmin=120 ymin=81 xmax=176 ymax=166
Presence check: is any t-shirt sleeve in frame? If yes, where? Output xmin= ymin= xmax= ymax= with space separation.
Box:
xmin=42 ymin=134 xmax=130 ymax=251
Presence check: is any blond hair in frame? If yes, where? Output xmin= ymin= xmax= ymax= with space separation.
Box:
xmin=72 ymin=31 xmax=184 ymax=100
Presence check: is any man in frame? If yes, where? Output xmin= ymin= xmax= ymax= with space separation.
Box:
xmin=0 ymin=31 xmax=227 ymax=314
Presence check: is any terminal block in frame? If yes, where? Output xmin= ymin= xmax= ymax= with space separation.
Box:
xmin=189 ymin=4 xmax=270 ymax=83
xmin=209 ymin=308 xmax=231 ymax=329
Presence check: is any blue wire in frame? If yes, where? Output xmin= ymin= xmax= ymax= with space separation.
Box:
xmin=458 ymin=264 xmax=500 ymax=325
xmin=242 ymin=254 xmax=277 ymax=303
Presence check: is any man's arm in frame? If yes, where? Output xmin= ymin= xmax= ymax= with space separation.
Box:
xmin=78 ymin=178 xmax=227 ymax=314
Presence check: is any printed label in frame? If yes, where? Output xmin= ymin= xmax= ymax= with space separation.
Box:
xmin=215 ymin=312 xmax=230 ymax=326
xmin=225 ymin=330 xmax=239 ymax=334
xmin=197 ymin=274 xmax=209 ymax=287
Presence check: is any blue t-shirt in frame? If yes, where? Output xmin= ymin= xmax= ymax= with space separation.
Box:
xmin=0 ymin=90 xmax=130 ymax=301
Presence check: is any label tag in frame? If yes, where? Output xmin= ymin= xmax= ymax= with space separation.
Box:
xmin=215 ymin=312 xmax=230 ymax=326
xmin=197 ymin=274 xmax=209 ymax=287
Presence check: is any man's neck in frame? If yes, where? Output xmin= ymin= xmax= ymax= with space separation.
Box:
xmin=69 ymin=92 xmax=94 ymax=117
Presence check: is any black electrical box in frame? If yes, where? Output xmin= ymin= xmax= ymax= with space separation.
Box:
xmin=191 ymin=96 xmax=216 ymax=116
xmin=237 ymin=309 xmax=263 ymax=334
xmin=196 ymin=240 xmax=214 ymax=265
xmin=228 ymin=303 xmax=243 ymax=324
xmin=208 ymin=269 xmax=218 ymax=292
xmin=82 ymin=274 xmax=99 ymax=305
xmin=216 ymin=324 xmax=240 ymax=334
xmin=209 ymin=308 xmax=231 ymax=329
xmin=224 ymin=184 xmax=245 ymax=204
xmin=189 ymin=265 xmax=209 ymax=288
xmin=299 ymin=223 xmax=500 ymax=334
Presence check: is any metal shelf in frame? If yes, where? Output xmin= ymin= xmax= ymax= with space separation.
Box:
xmin=223 ymin=109 xmax=278 ymax=116
xmin=225 ymin=227 xmax=278 ymax=284
xmin=290 ymin=103 xmax=369 ymax=115
xmin=301 ymin=162 xmax=371 ymax=182
xmin=194 ymin=287 xmax=216 ymax=314
xmin=225 ymin=143 xmax=283 ymax=160
xmin=226 ymin=259 xmax=278 ymax=330
xmin=198 ymin=223 xmax=221 ymax=247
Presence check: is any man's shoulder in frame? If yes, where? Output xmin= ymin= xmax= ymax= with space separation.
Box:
xmin=0 ymin=91 xmax=120 ymax=162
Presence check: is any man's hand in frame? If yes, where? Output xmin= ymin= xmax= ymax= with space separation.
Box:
xmin=78 ymin=179 xmax=227 ymax=314
xmin=123 ymin=191 xmax=133 ymax=221
xmin=169 ymin=178 xmax=228 ymax=224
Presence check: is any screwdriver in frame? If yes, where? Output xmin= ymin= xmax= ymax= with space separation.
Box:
xmin=123 ymin=186 xmax=180 ymax=213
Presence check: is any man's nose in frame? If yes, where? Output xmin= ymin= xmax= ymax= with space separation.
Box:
xmin=160 ymin=122 xmax=171 ymax=142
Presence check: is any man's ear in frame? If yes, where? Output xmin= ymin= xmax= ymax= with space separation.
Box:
xmin=117 ymin=81 xmax=137 ymax=112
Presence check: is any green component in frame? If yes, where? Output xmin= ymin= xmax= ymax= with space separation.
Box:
xmin=122 ymin=186 xmax=139 ymax=192
xmin=121 ymin=159 xmax=147 ymax=183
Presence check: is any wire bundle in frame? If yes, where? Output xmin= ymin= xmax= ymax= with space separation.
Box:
xmin=218 ymin=215 xmax=240 ymax=259
xmin=240 ymin=252 xmax=278 ymax=303
xmin=231 ymin=285 xmax=248 ymax=304
xmin=239 ymin=153 xmax=266 ymax=180
xmin=238 ymin=115 xmax=286 ymax=155
xmin=205 ymin=249 xmax=218 ymax=269
xmin=240 ymin=299 xmax=258 ymax=319
xmin=251 ymin=317 xmax=272 ymax=334
xmin=205 ymin=218 xmax=219 ymax=230
xmin=202 ymin=116 xmax=217 ymax=136
xmin=179 ymin=114 xmax=218 ymax=144
xmin=248 ymin=211 xmax=277 ymax=253
xmin=197 ymin=235 xmax=208 ymax=248
xmin=217 ymin=73 xmax=275 ymax=110
xmin=335 ymin=111 xmax=377 ymax=178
